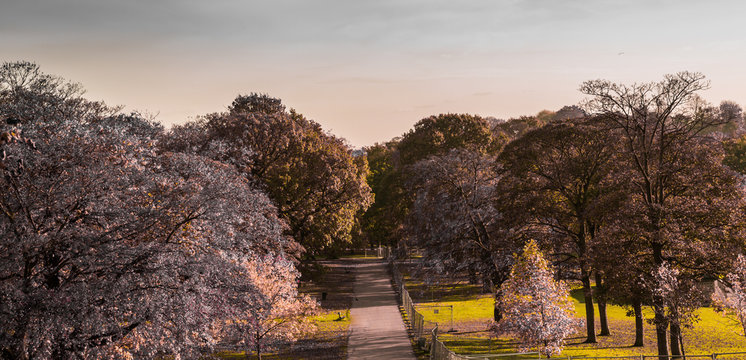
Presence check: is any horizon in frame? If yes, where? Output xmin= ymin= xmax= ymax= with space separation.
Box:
xmin=3 ymin=0 xmax=745 ymax=147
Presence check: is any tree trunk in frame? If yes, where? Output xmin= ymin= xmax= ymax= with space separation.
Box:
xmin=482 ymin=273 xmax=494 ymax=293
xmin=653 ymin=298 xmax=669 ymax=358
xmin=633 ymin=297 xmax=644 ymax=347
xmin=669 ymin=319 xmax=682 ymax=359
xmin=467 ymin=267 xmax=479 ymax=285
xmin=597 ymin=300 xmax=610 ymax=336
xmin=652 ymin=241 xmax=669 ymax=358
xmin=595 ymin=272 xmax=610 ymax=336
xmin=581 ymin=270 xmax=597 ymax=343
xmin=492 ymin=274 xmax=505 ymax=322
xmin=679 ymin=328 xmax=687 ymax=360
xmin=256 ymin=341 xmax=262 ymax=360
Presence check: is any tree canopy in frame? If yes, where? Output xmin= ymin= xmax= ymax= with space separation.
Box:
xmin=0 ymin=62 xmax=314 ymax=359
xmin=165 ymin=94 xmax=372 ymax=256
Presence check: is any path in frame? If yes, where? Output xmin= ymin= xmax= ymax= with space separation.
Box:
xmin=347 ymin=259 xmax=416 ymax=360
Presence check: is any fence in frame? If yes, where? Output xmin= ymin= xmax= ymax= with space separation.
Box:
xmin=557 ymin=355 xmax=746 ymax=360
xmin=389 ymin=258 xmax=746 ymax=360
xmin=390 ymin=259 xmax=490 ymax=360
xmin=390 ymin=259 xmax=537 ymax=360
xmin=429 ymin=326 xmax=475 ymax=360
xmin=391 ymin=260 xmax=429 ymax=344
xmin=379 ymin=246 xmax=393 ymax=259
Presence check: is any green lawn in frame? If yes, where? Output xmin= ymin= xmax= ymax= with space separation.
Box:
xmin=400 ymin=265 xmax=746 ymax=358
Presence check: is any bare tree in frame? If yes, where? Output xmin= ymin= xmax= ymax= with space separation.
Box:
xmin=581 ymin=72 xmax=744 ymax=357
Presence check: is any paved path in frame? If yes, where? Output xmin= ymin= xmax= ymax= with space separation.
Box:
xmin=347 ymin=260 xmax=416 ymax=360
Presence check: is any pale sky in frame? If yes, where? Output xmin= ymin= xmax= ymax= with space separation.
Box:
xmin=2 ymin=0 xmax=745 ymax=147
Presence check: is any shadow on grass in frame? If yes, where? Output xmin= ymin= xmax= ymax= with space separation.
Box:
xmin=437 ymin=336 xmax=525 ymax=354
xmin=397 ymin=262 xmax=486 ymax=303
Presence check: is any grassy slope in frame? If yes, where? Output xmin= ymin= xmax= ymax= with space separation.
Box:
xmin=399 ymin=263 xmax=746 ymax=358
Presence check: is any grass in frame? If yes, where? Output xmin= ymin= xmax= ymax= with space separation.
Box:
xmin=307 ymin=309 xmax=351 ymax=336
xmin=396 ymin=261 xmax=746 ymax=358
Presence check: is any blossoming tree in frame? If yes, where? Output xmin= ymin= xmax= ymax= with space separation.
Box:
xmin=0 ymin=62 xmax=310 ymax=359
xmin=225 ymin=256 xmax=317 ymax=360
xmin=493 ymin=240 xmax=581 ymax=357
xmin=713 ymin=254 xmax=746 ymax=337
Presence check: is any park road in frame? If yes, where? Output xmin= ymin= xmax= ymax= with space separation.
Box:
xmin=347 ymin=259 xmax=416 ymax=360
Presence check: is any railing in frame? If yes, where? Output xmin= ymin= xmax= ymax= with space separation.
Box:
xmin=558 ymin=355 xmax=746 ymax=360
xmin=389 ymin=257 xmax=746 ymax=360
xmin=636 ymin=355 xmax=746 ymax=360
xmin=390 ymin=259 xmax=504 ymax=360
xmin=391 ymin=260 xmax=429 ymax=344
xmin=429 ymin=326 xmax=472 ymax=360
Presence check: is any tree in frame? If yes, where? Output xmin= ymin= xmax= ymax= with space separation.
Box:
xmin=651 ymin=262 xmax=703 ymax=358
xmin=552 ymin=106 xmax=586 ymax=122
xmin=396 ymin=113 xmax=501 ymax=236
xmin=581 ymin=72 xmax=746 ymax=357
xmin=703 ymin=100 xmax=745 ymax=138
xmin=409 ymin=149 xmax=518 ymax=319
xmin=0 ymin=116 xmax=300 ymax=358
xmin=0 ymin=61 xmax=117 ymax=125
xmin=359 ymin=141 xmax=406 ymax=248
xmin=593 ymin=222 xmax=649 ymax=346
xmin=0 ymin=68 xmax=308 ymax=358
xmin=493 ymin=240 xmax=581 ymax=357
xmin=164 ymin=94 xmax=372 ymax=256
xmin=359 ymin=113 xmax=501 ymax=256
xmin=497 ymin=118 xmax=617 ymax=342
xmin=228 ymin=256 xmax=317 ymax=360
xmin=491 ymin=113 xmax=548 ymax=142
xmin=723 ymin=134 xmax=746 ymax=174
xmin=396 ymin=113 xmax=500 ymax=167
xmin=713 ymin=254 xmax=746 ymax=337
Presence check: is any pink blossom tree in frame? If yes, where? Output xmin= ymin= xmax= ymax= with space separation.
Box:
xmin=713 ymin=254 xmax=746 ymax=337
xmin=650 ymin=263 xmax=703 ymax=357
xmin=226 ymin=256 xmax=318 ymax=360
xmin=493 ymin=240 xmax=582 ymax=357
xmin=0 ymin=64 xmax=307 ymax=358
xmin=0 ymin=61 xmax=118 ymax=125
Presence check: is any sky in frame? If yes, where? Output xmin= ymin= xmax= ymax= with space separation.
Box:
xmin=2 ymin=0 xmax=746 ymax=147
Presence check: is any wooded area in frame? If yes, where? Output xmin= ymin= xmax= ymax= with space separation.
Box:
xmin=2 ymin=62 xmax=746 ymax=359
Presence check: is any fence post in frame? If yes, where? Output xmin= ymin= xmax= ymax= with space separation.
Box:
xmin=432 ymin=324 xmax=439 ymax=359
xmin=450 ymin=305 xmax=454 ymax=331
xmin=711 ymin=354 xmax=717 ymax=360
